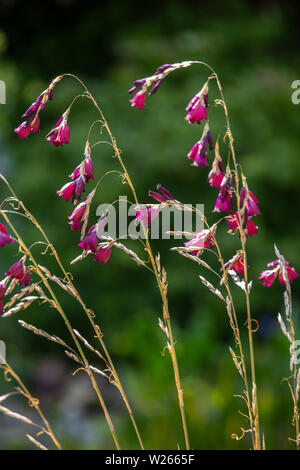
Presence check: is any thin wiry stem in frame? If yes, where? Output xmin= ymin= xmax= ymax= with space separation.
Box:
xmin=0 ymin=172 xmax=143 ymax=450
xmin=0 ymin=356 xmax=61 ymax=450
xmin=72 ymin=79 xmax=190 ymax=449
xmin=0 ymin=208 xmax=121 ymax=450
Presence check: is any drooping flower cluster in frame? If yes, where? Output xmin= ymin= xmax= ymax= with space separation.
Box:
xmin=57 ymin=143 xmax=94 ymax=204
xmin=6 ymin=258 xmax=31 ymax=287
xmin=185 ymin=82 xmax=209 ymax=124
xmin=187 ymin=123 xmax=213 ymax=167
xmin=46 ymin=112 xmax=70 ymax=147
xmin=136 ymin=185 xmax=175 ymax=227
xmin=14 ymin=76 xmax=62 ymax=140
xmin=259 ymin=258 xmax=298 ymax=287
xmin=184 ymin=227 xmax=216 ymax=255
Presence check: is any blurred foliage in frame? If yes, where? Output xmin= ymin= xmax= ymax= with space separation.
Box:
xmin=0 ymin=0 xmax=299 ymax=450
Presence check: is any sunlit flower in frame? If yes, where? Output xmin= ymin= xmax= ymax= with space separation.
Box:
xmin=0 ymin=282 xmax=6 ymax=316
xmin=94 ymin=246 xmax=112 ymax=265
xmin=187 ymin=123 xmax=213 ymax=167
xmin=226 ymin=212 xmax=258 ymax=237
xmin=78 ymin=225 xmax=98 ymax=253
xmin=0 ymin=223 xmax=14 ymax=247
xmin=6 ymin=259 xmax=31 ymax=286
xmin=130 ymin=91 xmax=146 ymax=110
xmin=136 ymin=206 xmax=161 ymax=227
xmin=149 ymin=184 xmax=175 ymax=203
xmin=213 ymin=171 xmax=234 ymax=213
xmin=68 ymin=201 xmax=88 ymax=231
xmin=184 ymin=229 xmax=215 ymax=255
xmin=208 ymin=141 xmax=224 ymax=188
xmin=14 ymin=76 xmax=62 ymax=140
xmin=46 ymin=113 xmax=70 ymax=146
xmin=225 ymin=253 xmax=247 ymax=276
xmin=57 ymin=181 xmax=76 ymax=202
xmin=185 ymin=82 xmax=209 ymax=124
xmin=259 ymin=259 xmax=298 ymax=287
xmin=240 ymin=187 xmax=260 ymax=217
xmin=69 ymin=143 xmax=94 ymax=182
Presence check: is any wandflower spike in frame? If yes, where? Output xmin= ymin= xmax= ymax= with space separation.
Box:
xmin=69 ymin=142 xmax=94 ymax=182
xmin=136 ymin=206 xmax=161 ymax=227
xmin=240 ymin=187 xmax=260 ymax=216
xmin=259 ymin=259 xmax=298 ymax=287
xmin=6 ymin=259 xmax=31 ymax=286
xmin=0 ymin=223 xmax=14 ymax=247
xmin=225 ymin=253 xmax=247 ymax=276
xmin=149 ymin=184 xmax=175 ymax=203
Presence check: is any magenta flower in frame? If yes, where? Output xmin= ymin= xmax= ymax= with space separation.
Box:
xmin=46 ymin=114 xmax=70 ymax=146
xmin=213 ymin=172 xmax=234 ymax=213
xmin=68 ymin=201 xmax=88 ymax=231
xmin=240 ymin=188 xmax=260 ymax=217
xmin=184 ymin=229 xmax=215 ymax=255
xmin=6 ymin=259 xmax=31 ymax=286
xmin=187 ymin=124 xmax=213 ymax=167
xmin=14 ymin=77 xmax=62 ymax=141
xmin=57 ymin=176 xmax=86 ymax=203
xmin=94 ymin=246 xmax=112 ymax=265
xmin=226 ymin=212 xmax=258 ymax=237
xmin=0 ymin=283 xmax=6 ymax=316
xmin=208 ymin=143 xmax=223 ymax=188
xmin=78 ymin=225 xmax=98 ymax=253
xmin=69 ymin=145 xmax=94 ymax=182
xmin=185 ymin=82 xmax=209 ymax=124
xmin=259 ymin=259 xmax=298 ymax=287
xmin=149 ymin=184 xmax=175 ymax=203
xmin=57 ymin=181 xmax=76 ymax=202
xmin=136 ymin=206 xmax=161 ymax=227
xmin=0 ymin=223 xmax=14 ymax=247
xmin=130 ymin=91 xmax=146 ymax=110
xmin=225 ymin=253 xmax=247 ymax=276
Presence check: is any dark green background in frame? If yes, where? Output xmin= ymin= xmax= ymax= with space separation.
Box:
xmin=0 ymin=0 xmax=299 ymax=450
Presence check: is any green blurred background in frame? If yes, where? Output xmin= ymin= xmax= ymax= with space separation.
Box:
xmin=0 ymin=0 xmax=299 ymax=450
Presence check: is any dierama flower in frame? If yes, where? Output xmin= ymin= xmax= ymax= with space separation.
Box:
xmin=78 ymin=225 xmax=98 ymax=253
xmin=14 ymin=76 xmax=62 ymax=140
xmin=225 ymin=253 xmax=247 ymax=276
xmin=184 ymin=229 xmax=215 ymax=255
xmin=46 ymin=113 xmax=70 ymax=146
xmin=68 ymin=201 xmax=88 ymax=231
xmin=0 ymin=223 xmax=14 ymax=247
xmin=6 ymin=259 xmax=31 ymax=286
xmin=185 ymin=82 xmax=209 ymax=124
xmin=0 ymin=282 xmax=6 ymax=316
xmin=213 ymin=171 xmax=234 ymax=213
xmin=208 ymin=141 xmax=224 ymax=188
xmin=148 ymin=184 xmax=175 ymax=203
xmin=187 ymin=123 xmax=213 ymax=167
xmin=57 ymin=176 xmax=86 ymax=203
xmin=129 ymin=91 xmax=146 ymax=110
xmin=69 ymin=143 xmax=94 ymax=182
xmin=94 ymin=246 xmax=112 ymax=265
xmin=136 ymin=206 xmax=161 ymax=227
xmin=240 ymin=187 xmax=260 ymax=216
xmin=226 ymin=212 xmax=258 ymax=237
xmin=259 ymin=259 xmax=298 ymax=287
